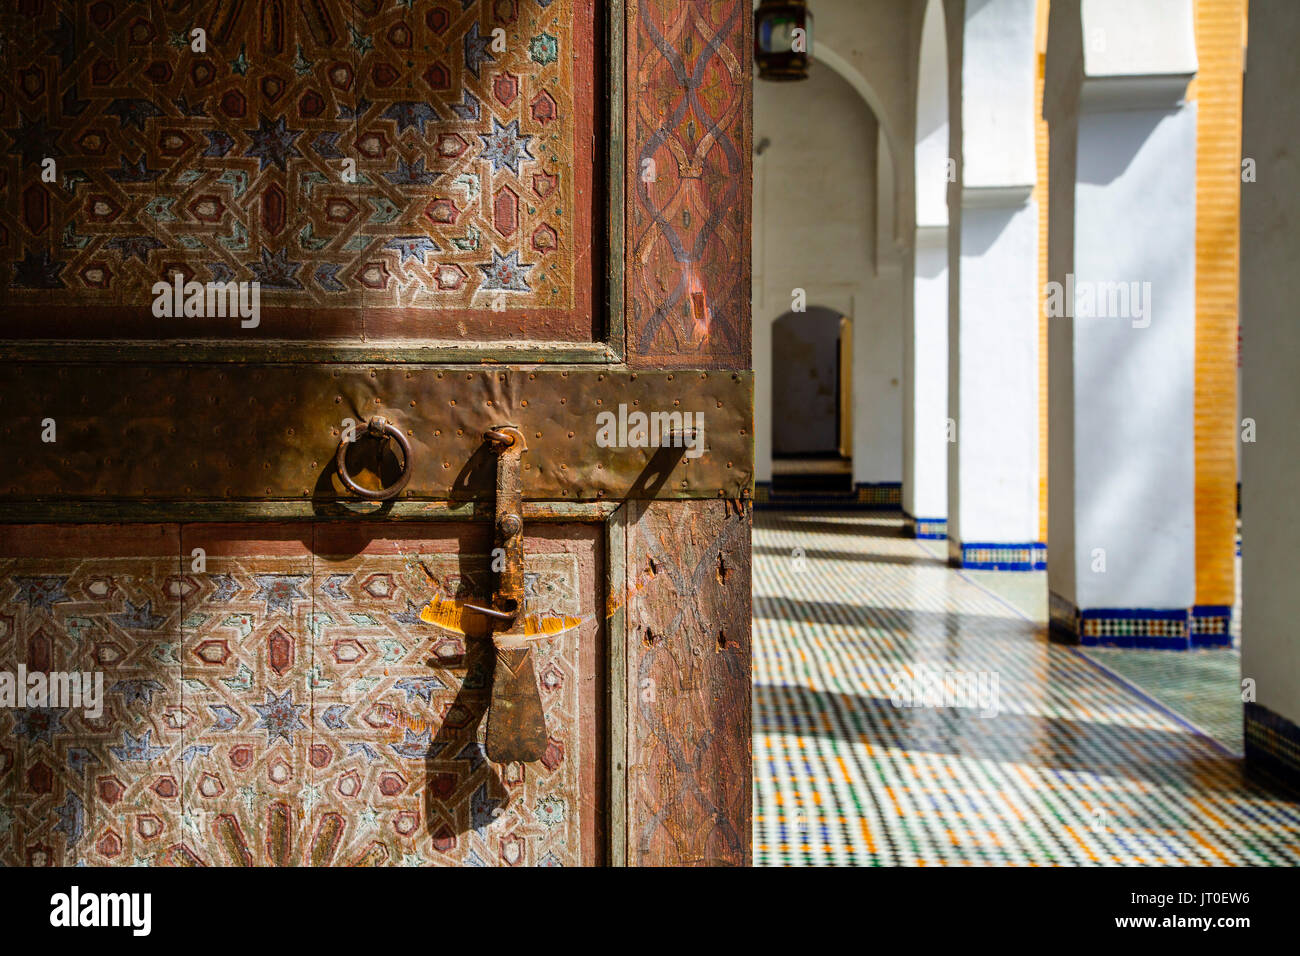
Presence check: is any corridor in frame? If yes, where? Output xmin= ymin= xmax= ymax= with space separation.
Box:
xmin=753 ymin=512 xmax=1300 ymax=866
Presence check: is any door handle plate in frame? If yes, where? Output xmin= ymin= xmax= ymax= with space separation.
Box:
xmin=472 ymin=426 xmax=549 ymax=764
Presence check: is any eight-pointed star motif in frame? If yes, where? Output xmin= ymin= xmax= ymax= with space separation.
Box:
xmin=10 ymin=575 xmax=70 ymax=608
xmin=109 ymin=598 xmax=167 ymax=631
xmin=251 ymin=573 xmax=309 ymax=614
xmin=477 ymin=248 xmax=533 ymax=292
xmin=110 ymin=730 xmax=169 ymax=763
xmin=252 ymin=689 xmax=308 ymax=744
xmin=478 ymin=117 xmax=534 ymax=175
xmin=463 ymin=22 xmax=496 ymax=78
xmin=243 ymin=112 xmax=304 ymax=171
xmin=383 ymin=101 xmax=442 ymax=136
xmin=14 ymin=708 xmax=65 ymax=745
xmin=4 ymin=113 xmax=64 ymax=165
xmin=11 ymin=248 xmax=67 ymax=290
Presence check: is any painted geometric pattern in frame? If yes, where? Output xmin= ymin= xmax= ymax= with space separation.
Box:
xmin=753 ymin=512 xmax=1300 ymax=866
xmin=0 ymin=0 xmax=579 ymax=322
xmin=0 ymin=538 xmax=588 ymax=866
xmin=628 ymin=0 xmax=750 ymax=366
xmin=0 ymin=555 xmax=184 ymax=866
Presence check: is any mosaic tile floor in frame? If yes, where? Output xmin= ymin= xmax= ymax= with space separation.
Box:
xmin=912 ymin=536 xmax=1247 ymax=754
xmin=1076 ymin=648 xmax=1244 ymax=753
xmin=753 ymin=512 xmax=1300 ymax=866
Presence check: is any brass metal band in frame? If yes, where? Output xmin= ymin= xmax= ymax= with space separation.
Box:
xmin=0 ymin=365 xmax=754 ymax=506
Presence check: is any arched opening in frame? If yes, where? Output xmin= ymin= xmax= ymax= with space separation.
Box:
xmin=915 ymin=0 xmax=949 ymax=228
xmin=753 ymin=43 xmax=901 ymax=501
xmin=771 ymin=307 xmax=852 ymax=492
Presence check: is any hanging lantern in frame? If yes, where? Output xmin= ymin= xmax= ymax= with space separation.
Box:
xmin=754 ymin=0 xmax=813 ymax=82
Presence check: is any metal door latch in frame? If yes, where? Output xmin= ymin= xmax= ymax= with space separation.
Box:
xmin=463 ymin=426 xmax=548 ymax=764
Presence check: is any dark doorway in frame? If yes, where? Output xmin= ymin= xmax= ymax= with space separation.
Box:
xmin=772 ymin=307 xmax=852 ymax=493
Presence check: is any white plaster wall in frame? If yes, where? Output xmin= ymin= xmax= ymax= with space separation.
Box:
xmin=1081 ymin=0 xmax=1196 ymax=77
xmin=1072 ymin=107 xmax=1197 ymax=608
xmin=949 ymin=200 xmax=1041 ymax=542
xmin=806 ymin=0 xmax=918 ymax=221
xmin=1240 ymin=0 xmax=1300 ymax=727
xmin=915 ymin=0 xmax=950 ymax=230
xmin=855 ymin=271 xmax=905 ymax=484
xmin=752 ymin=54 xmax=902 ymax=485
xmin=1045 ymin=0 xmax=1197 ymax=609
xmin=877 ymin=126 xmax=901 ymax=271
xmin=960 ymin=0 xmax=1038 ymax=190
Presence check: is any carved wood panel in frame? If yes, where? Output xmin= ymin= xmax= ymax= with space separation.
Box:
xmin=626 ymin=0 xmax=752 ymax=368
xmin=625 ymin=499 xmax=751 ymax=865
xmin=0 ymin=0 xmax=597 ymax=343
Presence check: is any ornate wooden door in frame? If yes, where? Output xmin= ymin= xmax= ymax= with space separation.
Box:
xmin=0 ymin=0 xmax=751 ymax=866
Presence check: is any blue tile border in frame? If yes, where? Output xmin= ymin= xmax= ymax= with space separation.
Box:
xmin=1244 ymin=702 xmax=1300 ymax=795
xmin=1190 ymin=604 xmax=1234 ymax=648
xmin=1048 ymin=593 xmax=1235 ymax=650
xmin=1079 ymin=607 xmax=1190 ymax=649
xmin=903 ymin=512 xmax=947 ymax=540
xmin=949 ymin=539 xmax=1046 ymax=571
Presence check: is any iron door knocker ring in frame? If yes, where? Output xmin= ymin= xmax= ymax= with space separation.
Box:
xmin=335 ymin=416 xmax=413 ymax=501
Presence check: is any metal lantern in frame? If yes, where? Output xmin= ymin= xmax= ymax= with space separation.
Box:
xmin=754 ymin=0 xmax=813 ymax=81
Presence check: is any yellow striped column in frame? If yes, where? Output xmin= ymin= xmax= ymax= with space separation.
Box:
xmin=1190 ymin=0 xmax=1245 ymax=645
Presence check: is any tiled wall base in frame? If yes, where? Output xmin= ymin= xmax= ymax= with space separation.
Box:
xmin=1190 ymin=604 xmax=1233 ymax=647
xmin=948 ymin=539 xmax=1046 ymax=571
xmin=754 ymin=481 xmax=901 ymax=511
xmin=1244 ymin=702 xmax=1300 ymax=794
xmin=903 ymin=513 xmax=947 ymax=540
xmin=1050 ymin=593 xmax=1235 ymax=650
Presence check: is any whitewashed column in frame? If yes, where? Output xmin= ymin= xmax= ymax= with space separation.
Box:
xmin=904 ymin=0 xmax=950 ymax=539
xmin=946 ymin=0 xmax=1042 ymax=568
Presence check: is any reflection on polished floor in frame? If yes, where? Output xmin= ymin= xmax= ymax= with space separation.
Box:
xmin=752 ymin=511 xmax=1300 ymax=866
